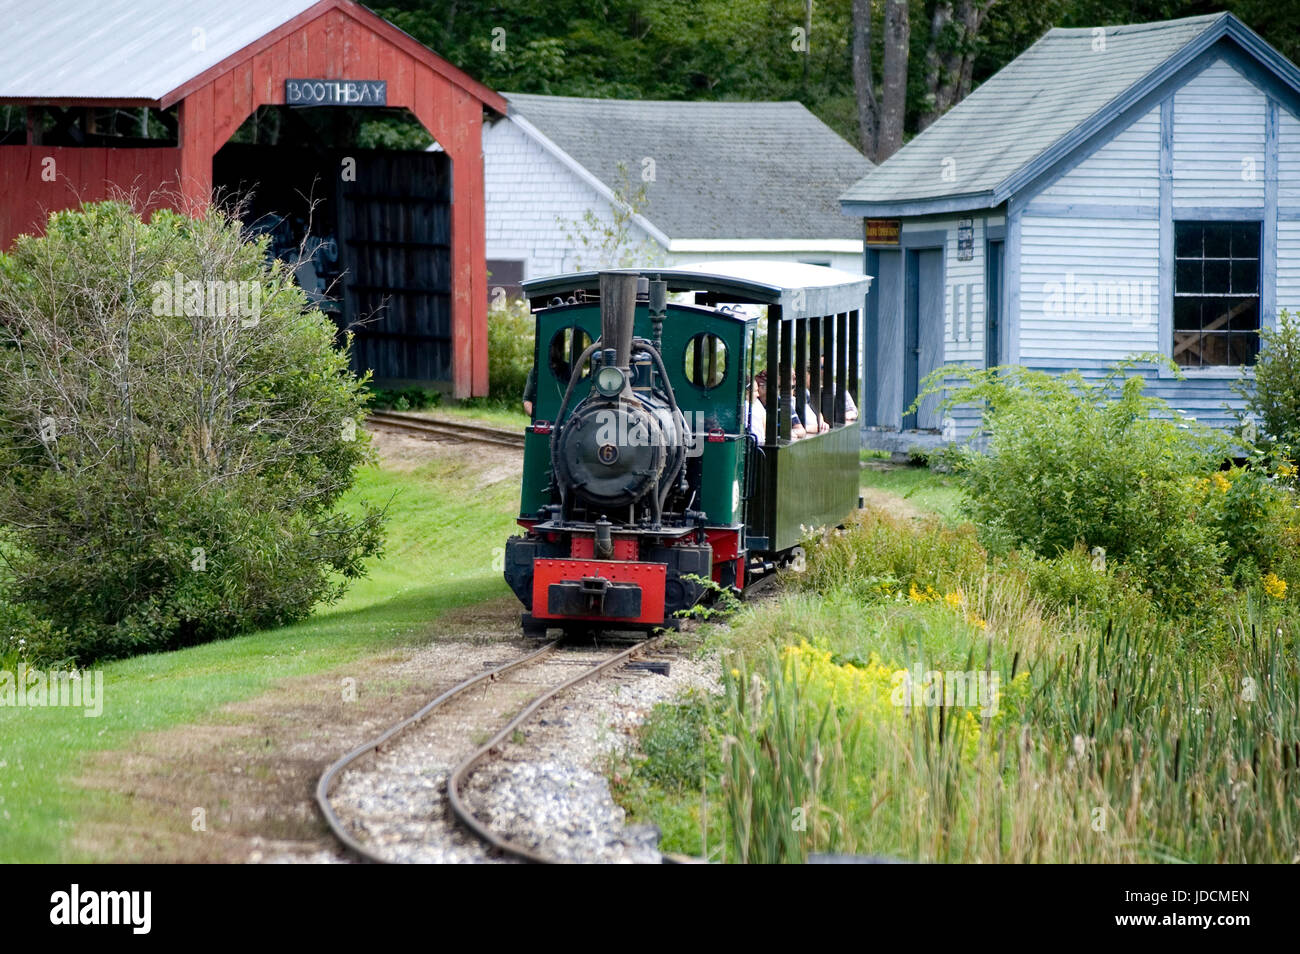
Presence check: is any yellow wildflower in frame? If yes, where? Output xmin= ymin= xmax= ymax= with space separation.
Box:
xmin=1278 ymin=462 xmax=1297 ymax=478
xmin=1211 ymin=471 xmax=1232 ymax=493
xmin=943 ymin=589 xmax=964 ymax=609
xmin=777 ymin=639 xmax=1036 ymax=762
xmin=781 ymin=640 xmax=897 ymax=717
xmin=1263 ymin=573 xmax=1287 ymax=600
xmin=908 ymin=582 xmax=939 ymax=603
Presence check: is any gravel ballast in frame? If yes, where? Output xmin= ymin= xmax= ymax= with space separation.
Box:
xmin=272 ymin=638 xmax=718 ymax=864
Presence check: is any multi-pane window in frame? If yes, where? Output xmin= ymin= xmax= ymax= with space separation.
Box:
xmin=1173 ymin=221 xmax=1260 ymax=367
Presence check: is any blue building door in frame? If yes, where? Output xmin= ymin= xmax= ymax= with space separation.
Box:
xmin=986 ymin=239 xmax=1004 ymax=368
xmin=903 ymin=247 xmax=944 ymax=430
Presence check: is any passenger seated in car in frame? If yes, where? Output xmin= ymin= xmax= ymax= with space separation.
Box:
xmin=816 ymin=358 xmax=858 ymax=424
xmin=522 ymin=364 xmax=537 ymax=418
xmin=745 ymin=377 xmax=766 ymax=441
xmin=801 ymin=367 xmax=830 ymax=433
xmin=754 ymin=370 xmax=807 ymax=440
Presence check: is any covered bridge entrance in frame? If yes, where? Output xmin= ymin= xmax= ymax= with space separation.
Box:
xmin=0 ymin=0 xmax=506 ymax=396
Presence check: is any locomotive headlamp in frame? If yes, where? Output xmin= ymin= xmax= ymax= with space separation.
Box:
xmin=594 ymin=365 xmax=626 ymax=397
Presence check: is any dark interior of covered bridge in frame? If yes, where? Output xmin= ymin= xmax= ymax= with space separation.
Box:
xmin=213 ymin=105 xmax=453 ymax=385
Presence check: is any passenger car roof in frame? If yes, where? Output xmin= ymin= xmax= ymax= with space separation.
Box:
xmin=522 ymin=262 xmax=873 ymax=318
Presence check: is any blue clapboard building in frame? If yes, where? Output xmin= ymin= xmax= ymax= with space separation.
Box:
xmin=839 ymin=13 xmax=1300 ymax=450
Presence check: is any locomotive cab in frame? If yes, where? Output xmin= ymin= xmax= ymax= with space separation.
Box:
xmin=504 ymin=262 xmax=871 ymax=636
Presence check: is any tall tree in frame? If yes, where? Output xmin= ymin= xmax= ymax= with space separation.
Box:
xmin=921 ymin=1 xmax=998 ymax=130
xmin=372 ymin=0 xmax=1300 ymax=164
xmin=879 ymin=0 xmax=910 ymax=159
xmin=854 ymin=0 xmax=1002 ymax=161
xmin=851 ymin=0 xmax=879 ymax=156
xmin=853 ymin=0 xmax=910 ymax=162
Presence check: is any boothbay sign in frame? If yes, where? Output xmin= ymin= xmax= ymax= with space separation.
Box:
xmin=286 ymin=79 xmax=387 ymax=106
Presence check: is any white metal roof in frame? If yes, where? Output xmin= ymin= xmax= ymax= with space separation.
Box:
xmin=0 ymin=0 xmax=321 ymax=102
xmin=674 ymin=260 xmax=869 ymax=291
xmin=522 ymin=262 xmax=873 ymax=317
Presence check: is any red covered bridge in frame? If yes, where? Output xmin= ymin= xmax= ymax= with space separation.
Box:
xmin=0 ymin=0 xmax=507 ymax=396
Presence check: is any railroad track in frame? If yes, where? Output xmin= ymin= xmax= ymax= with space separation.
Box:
xmin=366 ymin=410 xmax=526 ymax=449
xmin=316 ymin=636 xmax=663 ymax=864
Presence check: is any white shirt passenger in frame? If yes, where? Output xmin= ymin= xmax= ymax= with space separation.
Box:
xmin=747 ymin=398 xmax=766 ymax=441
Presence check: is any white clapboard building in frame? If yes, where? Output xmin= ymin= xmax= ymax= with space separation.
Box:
xmin=481 ymin=93 xmax=872 ymax=299
xmin=838 ymin=13 xmax=1300 ymax=450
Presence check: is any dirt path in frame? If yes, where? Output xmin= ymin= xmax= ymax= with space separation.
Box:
xmin=365 ymin=420 xmax=520 ymax=483
xmin=72 ymin=600 xmax=532 ymax=863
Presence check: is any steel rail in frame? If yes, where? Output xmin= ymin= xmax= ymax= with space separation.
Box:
xmin=315 ymin=641 xmax=558 ymax=864
xmin=367 ymin=410 xmax=526 ymax=449
xmin=446 ymin=636 xmax=664 ymax=864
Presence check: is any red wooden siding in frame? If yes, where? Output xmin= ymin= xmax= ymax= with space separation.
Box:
xmin=0 ymin=147 xmax=184 ymax=243
xmin=0 ymin=0 xmax=503 ymax=397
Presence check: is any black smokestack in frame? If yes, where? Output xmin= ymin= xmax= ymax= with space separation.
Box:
xmin=599 ymin=272 xmax=639 ymax=369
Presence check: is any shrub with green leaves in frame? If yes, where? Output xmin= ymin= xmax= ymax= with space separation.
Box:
xmin=938 ymin=365 xmax=1234 ymax=608
xmin=1237 ymin=308 xmax=1300 ymax=450
xmin=1195 ymin=464 xmax=1292 ymax=587
xmin=0 ymin=599 xmax=72 ymax=667
xmin=366 ymin=385 xmax=442 ymax=411
xmin=0 ymin=201 xmax=384 ymax=663
xmin=801 ymin=507 xmax=987 ymax=604
xmin=485 ymin=296 xmax=535 ymax=402
xmin=1019 ymin=545 xmax=1155 ymax=625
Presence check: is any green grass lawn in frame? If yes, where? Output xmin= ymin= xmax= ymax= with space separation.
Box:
xmin=860 ymin=464 xmax=964 ymax=521
xmin=432 ymin=399 xmax=530 ymax=431
xmin=0 ymin=455 xmax=521 ymax=862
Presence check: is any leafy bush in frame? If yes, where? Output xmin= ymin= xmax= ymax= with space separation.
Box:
xmin=1237 ymin=308 xmax=1300 ymax=449
xmin=1019 ymin=545 xmax=1155 ymax=625
xmin=0 ymin=599 xmax=72 ymax=666
xmin=632 ymin=694 xmax=719 ymax=793
xmin=1021 ymin=545 xmax=1117 ymax=612
xmin=802 ymin=506 xmax=987 ymax=604
xmin=486 ymin=296 xmax=535 ymax=403
xmin=0 ymin=201 xmax=384 ymax=663
xmin=1195 ymin=465 xmax=1293 ymax=587
xmin=938 ymin=365 xmax=1235 ymax=608
xmin=366 ymin=385 xmax=442 ymax=411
